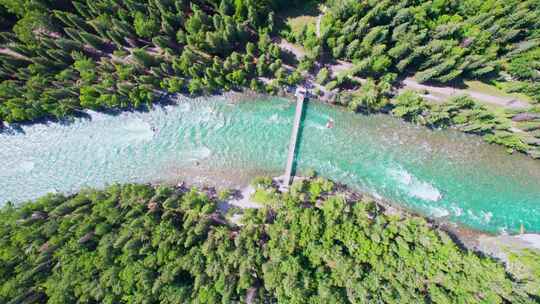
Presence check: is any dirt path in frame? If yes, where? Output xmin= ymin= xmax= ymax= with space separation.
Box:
xmin=401 ymin=77 xmax=530 ymax=109
xmin=278 ymin=37 xmax=531 ymax=110
xmin=278 ymin=40 xmax=306 ymax=59
xmin=326 ymin=60 xmax=530 ymax=109
xmin=227 ymin=185 xmax=261 ymax=209
xmin=316 ymin=14 xmax=322 ymax=38
xmin=329 ymin=60 xmax=353 ymax=75
xmin=315 ymin=6 xmax=327 ymax=39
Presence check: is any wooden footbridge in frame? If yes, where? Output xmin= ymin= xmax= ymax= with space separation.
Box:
xmin=283 ymin=87 xmax=307 ymax=187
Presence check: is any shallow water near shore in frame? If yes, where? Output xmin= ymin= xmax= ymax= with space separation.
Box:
xmin=1 ymin=95 xmax=540 ymax=233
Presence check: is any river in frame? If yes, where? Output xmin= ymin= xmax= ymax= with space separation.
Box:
xmin=1 ymin=95 xmax=539 ymax=233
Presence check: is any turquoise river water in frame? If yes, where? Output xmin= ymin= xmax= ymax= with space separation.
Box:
xmin=1 ymin=95 xmax=539 ymax=233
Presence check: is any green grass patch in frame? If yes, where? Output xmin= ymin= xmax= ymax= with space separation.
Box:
xmin=517 ymin=121 xmax=540 ymax=131
xmin=507 ymin=249 xmax=540 ymax=297
xmin=465 ymin=80 xmax=534 ymax=104
xmin=277 ymin=1 xmax=320 ymax=36
xmin=251 ymin=188 xmax=278 ymax=205
xmin=287 ymin=15 xmax=317 ymax=35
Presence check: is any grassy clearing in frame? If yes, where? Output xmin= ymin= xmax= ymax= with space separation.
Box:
xmin=287 ymin=15 xmax=317 ymax=34
xmin=465 ymin=80 xmax=534 ymax=103
xmin=277 ymin=1 xmax=320 ymax=36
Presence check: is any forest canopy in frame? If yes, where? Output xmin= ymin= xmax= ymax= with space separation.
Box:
xmin=0 ymin=0 xmax=291 ymax=123
xmin=1 ymin=0 xmax=539 ymax=124
xmin=1 ymin=177 xmax=538 ymax=303
xmin=282 ymin=0 xmax=540 ymax=103
xmin=316 ymin=0 xmax=540 ymax=83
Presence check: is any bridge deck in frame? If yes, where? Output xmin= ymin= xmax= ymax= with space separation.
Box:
xmin=283 ymin=93 xmax=305 ymax=187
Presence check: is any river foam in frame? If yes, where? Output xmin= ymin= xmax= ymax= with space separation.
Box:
xmin=388 ymin=167 xmax=442 ymax=202
xmin=121 ymin=119 xmax=154 ymax=142
xmin=19 ymin=160 xmax=35 ymax=172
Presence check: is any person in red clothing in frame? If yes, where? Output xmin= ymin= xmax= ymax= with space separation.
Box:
xmin=326 ymin=118 xmax=334 ymax=129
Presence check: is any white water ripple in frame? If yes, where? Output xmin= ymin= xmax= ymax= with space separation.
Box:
xmin=388 ymin=167 xmax=442 ymax=202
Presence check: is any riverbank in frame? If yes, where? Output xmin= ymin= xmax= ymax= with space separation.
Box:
xmin=2 ymin=176 xmax=538 ymax=302
xmin=175 ymin=173 xmax=540 ymax=260
xmin=153 ymin=138 xmax=540 ymax=276
xmin=2 ymin=53 xmax=539 ymax=160
xmin=139 ymin=162 xmax=540 ymax=272
xmin=276 ymin=38 xmax=540 ymax=160
xmin=156 ymin=163 xmax=540 ymax=253
xmin=232 ymin=174 xmax=540 ymax=296
xmin=149 ymin=156 xmax=540 ymax=250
